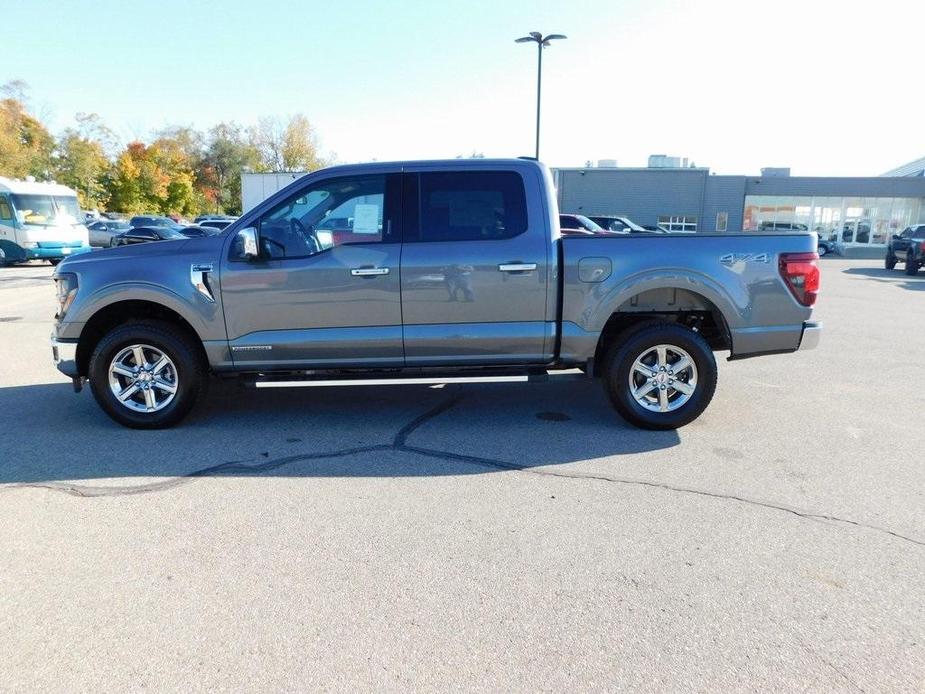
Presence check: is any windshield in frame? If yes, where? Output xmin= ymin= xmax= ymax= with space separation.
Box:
xmin=10 ymin=194 xmax=81 ymax=226
xmin=53 ymin=196 xmax=80 ymax=224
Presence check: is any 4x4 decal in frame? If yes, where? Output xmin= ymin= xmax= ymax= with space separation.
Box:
xmin=719 ymin=252 xmax=769 ymax=266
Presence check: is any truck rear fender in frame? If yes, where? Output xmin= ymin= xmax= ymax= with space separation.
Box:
xmin=564 ymin=269 xmax=745 ymax=369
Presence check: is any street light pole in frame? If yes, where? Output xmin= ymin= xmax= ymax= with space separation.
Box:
xmin=516 ymin=31 xmax=566 ymax=161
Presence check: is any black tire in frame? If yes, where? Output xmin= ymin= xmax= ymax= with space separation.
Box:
xmin=817 ymin=245 xmax=827 ymax=257
xmin=602 ymin=321 xmax=717 ymax=430
xmin=885 ymin=252 xmax=897 ymax=270
xmin=49 ymin=258 xmax=62 ymax=266
xmin=88 ymin=320 xmax=207 ymax=429
xmin=905 ymin=256 xmax=919 ymax=276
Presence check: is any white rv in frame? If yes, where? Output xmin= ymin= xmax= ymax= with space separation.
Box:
xmin=0 ymin=177 xmax=91 ymax=266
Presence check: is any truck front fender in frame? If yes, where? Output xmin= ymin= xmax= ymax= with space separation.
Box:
xmin=62 ymin=281 xmax=224 ymax=343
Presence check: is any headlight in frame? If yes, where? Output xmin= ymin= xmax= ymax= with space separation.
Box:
xmin=54 ymin=273 xmax=78 ymax=319
xmin=22 ymin=241 xmax=38 ymax=248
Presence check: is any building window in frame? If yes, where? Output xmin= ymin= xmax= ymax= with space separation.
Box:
xmin=716 ymin=212 xmax=728 ymax=232
xmin=658 ymin=215 xmax=697 ymax=232
xmin=742 ymin=195 xmax=924 ymax=246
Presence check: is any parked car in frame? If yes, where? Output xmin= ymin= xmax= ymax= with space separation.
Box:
xmin=885 ymin=224 xmax=925 ymax=275
xmin=87 ymin=220 xmax=131 ymax=247
xmin=199 ymin=219 xmax=235 ymax=231
xmin=816 ymin=238 xmax=836 ymax=257
xmin=128 ymin=215 xmax=184 ymax=230
xmin=110 ymin=226 xmax=188 ymax=246
xmin=759 ymin=221 xmax=809 ymax=232
xmin=588 ymin=215 xmax=650 ymax=233
xmin=194 ymin=214 xmax=238 ymax=225
xmin=51 ymin=159 xmax=821 ymax=431
xmin=179 ymin=225 xmax=220 ymax=238
xmin=558 ymin=214 xmax=605 ymax=235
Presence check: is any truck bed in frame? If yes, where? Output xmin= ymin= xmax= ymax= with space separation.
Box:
xmin=558 ymin=232 xmax=818 ymax=361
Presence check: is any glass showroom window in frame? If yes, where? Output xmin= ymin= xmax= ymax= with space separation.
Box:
xmin=716 ymin=211 xmax=728 ymax=232
xmin=658 ymin=215 xmax=697 ymax=232
xmin=745 ymin=195 xmax=923 ymax=246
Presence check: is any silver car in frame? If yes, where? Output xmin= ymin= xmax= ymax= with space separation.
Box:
xmin=86 ymin=220 xmax=130 ymax=248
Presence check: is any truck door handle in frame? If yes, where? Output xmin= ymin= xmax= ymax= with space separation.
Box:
xmin=350 ymin=267 xmax=390 ymax=277
xmin=498 ymin=263 xmax=537 ymax=272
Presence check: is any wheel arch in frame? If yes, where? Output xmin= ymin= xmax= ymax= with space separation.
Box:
xmin=76 ymin=299 xmax=208 ymax=376
xmin=591 ymin=287 xmax=731 ymax=377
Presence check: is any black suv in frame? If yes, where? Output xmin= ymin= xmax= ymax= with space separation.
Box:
xmin=885 ymin=224 xmax=925 ymax=275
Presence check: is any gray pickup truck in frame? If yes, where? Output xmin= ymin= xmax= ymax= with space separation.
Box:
xmin=50 ymin=159 xmax=821 ymax=430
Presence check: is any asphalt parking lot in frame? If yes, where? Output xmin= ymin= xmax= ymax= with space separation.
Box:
xmin=1 ymin=257 xmax=923 ymax=692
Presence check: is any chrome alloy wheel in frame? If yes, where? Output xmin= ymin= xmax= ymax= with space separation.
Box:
xmin=108 ymin=344 xmax=178 ymax=413
xmin=628 ymin=343 xmax=698 ymax=413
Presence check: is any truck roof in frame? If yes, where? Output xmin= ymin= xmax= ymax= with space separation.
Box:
xmin=0 ymin=176 xmax=79 ymax=196
xmin=307 ymin=158 xmax=546 ymax=176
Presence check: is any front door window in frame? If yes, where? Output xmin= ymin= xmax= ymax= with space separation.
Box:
xmin=256 ymin=174 xmax=392 ymax=259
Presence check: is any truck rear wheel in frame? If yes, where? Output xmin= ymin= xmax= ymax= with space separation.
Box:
xmin=905 ymin=257 xmax=919 ymax=276
xmin=88 ymin=320 xmax=206 ymax=429
xmin=603 ymin=322 xmax=717 ymax=430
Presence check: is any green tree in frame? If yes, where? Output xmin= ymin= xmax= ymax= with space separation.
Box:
xmin=108 ymin=142 xmax=168 ymax=214
xmin=53 ymin=113 xmax=116 ymax=209
xmin=0 ymin=81 xmax=55 ymax=179
xmin=202 ymin=122 xmax=260 ymax=214
xmin=249 ymin=114 xmax=325 ymax=172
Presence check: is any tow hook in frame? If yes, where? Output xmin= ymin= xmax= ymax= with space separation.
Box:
xmin=72 ymin=376 xmax=84 ymax=393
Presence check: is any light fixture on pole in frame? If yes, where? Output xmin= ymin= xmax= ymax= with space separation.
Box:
xmin=515 ymin=31 xmax=566 ymax=160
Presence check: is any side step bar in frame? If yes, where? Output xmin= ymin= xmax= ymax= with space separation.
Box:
xmin=245 ymin=368 xmax=589 ymax=389
xmin=255 ymin=375 xmax=531 ymax=389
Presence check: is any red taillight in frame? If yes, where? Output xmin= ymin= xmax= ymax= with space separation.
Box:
xmin=920 ymin=241 xmax=925 ymax=252
xmin=779 ymin=252 xmax=820 ymax=307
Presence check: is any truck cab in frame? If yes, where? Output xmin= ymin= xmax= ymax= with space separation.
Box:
xmin=0 ymin=177 xmax=91 ymax=266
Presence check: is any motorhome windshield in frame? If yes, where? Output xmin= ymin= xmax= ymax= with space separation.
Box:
xmin=10 ymin=194 xmax=81 ymax=226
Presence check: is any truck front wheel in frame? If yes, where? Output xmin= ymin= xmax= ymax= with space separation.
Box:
xmin=603 ymin=322 xmax=717 ymax=430
xmin=88 ymin=320 xmax=207 ymax=429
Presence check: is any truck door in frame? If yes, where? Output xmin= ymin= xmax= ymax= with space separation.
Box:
xmin=399 ymin=167 xmax=553 ymax=365
xmin=220 ymin=171 xmax=404 ymax=369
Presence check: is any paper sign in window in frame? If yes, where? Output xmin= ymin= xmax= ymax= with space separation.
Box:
xmin=352 ymin=204 xmax=380 ymax=234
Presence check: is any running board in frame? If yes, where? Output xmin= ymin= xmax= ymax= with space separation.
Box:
xmin=247 ymin=369 xmax=586 ymax=389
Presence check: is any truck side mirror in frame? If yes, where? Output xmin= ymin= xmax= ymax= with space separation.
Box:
xmin=237 ymin=227 xmax=259 ymax=260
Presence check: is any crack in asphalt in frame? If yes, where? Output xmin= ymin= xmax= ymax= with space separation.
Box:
xmin=3 ymin=389 xmax=923 ymax=548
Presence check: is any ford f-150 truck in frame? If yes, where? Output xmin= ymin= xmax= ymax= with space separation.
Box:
xmin=50 ymin=159 xmax=821 ymax=430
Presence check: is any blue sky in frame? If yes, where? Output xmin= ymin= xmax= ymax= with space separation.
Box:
xmin=6 ymin=0 xmax=924 ymax=175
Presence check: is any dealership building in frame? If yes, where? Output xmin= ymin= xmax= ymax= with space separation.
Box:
xmin=553 ymin=155 xmax=925 ymax=250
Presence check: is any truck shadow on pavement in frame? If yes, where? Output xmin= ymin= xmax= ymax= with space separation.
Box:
xmin=842 ymin=266 xmax=925 ymax=290
xmin=0 ymin=379 xmax=680 ymax=494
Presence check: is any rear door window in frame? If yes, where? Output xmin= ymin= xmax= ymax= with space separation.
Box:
xmin=913 ymin=227 xmax=925 ymax=240
xmin=408 ymin=171 xmax=528 ymax=242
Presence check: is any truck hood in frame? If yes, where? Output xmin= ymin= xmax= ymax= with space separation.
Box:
xmin=56 ymin=235 xmax=224 ymax=272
